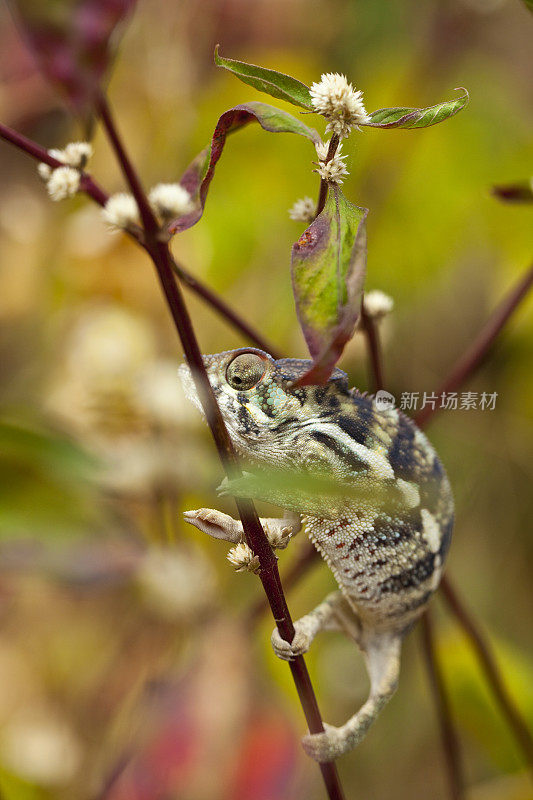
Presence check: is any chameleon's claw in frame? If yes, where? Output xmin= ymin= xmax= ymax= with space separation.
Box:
xmin=301 ymin=723 xmax=347 ymax=762
xmin=271 ymin=621 xmax=313 ymax=661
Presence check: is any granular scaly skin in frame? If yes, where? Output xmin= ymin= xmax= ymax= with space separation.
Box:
xmin=181 ymin=347 xmax=454 ymax=762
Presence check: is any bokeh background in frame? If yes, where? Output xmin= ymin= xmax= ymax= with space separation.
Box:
xmin=0 ymin=0 xmax=532 ymax=798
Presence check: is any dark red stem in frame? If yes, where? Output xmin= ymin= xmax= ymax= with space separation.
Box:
xmin=94 ymin=93 xmax=345 ymax=800
xmin=359 ymin=304 xmax=385 ymax=393
xmin=420 ymin=612 xmax=465 ymax=800
xmin=440 ymin=578 xmax=533 ymax=773
xmin=415 ymin=263 xmax=533 ymax=428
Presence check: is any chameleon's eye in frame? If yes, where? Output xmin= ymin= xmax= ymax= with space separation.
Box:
xmin=226 ymin=353 xmax=266 ymax=391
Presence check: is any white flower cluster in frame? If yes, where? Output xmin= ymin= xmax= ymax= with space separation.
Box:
xmin=102 ymin=183 xmax=193 ymax=232
xmin=363 ymin=290 xmax=394 ymax=320
xmin=310 ymin=72 xmax=370 ymax=139
xmin=288 ymin=196 xmax=316 ymax=223
xmin=227 ymin=542 xmax=260 ymax=573
xmin=314 ymin=139 xmax=348 ymax=185
xmin=38 ymin=141 xmax=93 ymax=202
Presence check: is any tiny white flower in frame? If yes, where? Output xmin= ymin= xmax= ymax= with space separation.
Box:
xmin=102 ymin=192 xmax=140 ymax=231
xmin=148 ymin=183 xmax=193 ymax=220
xmin=363 ymin=290 xmax=394 ymax=320
xmin=227 ymin=542 xmax=260 ymax=573
xmin=314 ymin=152 xmax=349 ymax=185
xmin=47 ymin=142 xmax=93 ymax=169
xmin=62 ymin=141 xmax=93 ymax=169
xmin=46 ymin=166 xmax=81 ymax=201
xmin=37 ymin=162 xmax=52 ymax=181
xmin=288 ymin=196 xmax=316 ymax=223
xmin=310 ymin=72 xmax=370 ymax=139
xmin=315 ymin=139 xmax=331 ymax=162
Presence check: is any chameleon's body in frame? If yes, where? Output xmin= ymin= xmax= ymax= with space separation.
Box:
xmin=181 ymin=348 xmax=454 ymax=762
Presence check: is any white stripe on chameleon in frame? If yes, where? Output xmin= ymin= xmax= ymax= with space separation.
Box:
xmin=421 ymin=508 xmax=441 ymax=553
xmin=396 ymin=479 xmax=420 ymax=508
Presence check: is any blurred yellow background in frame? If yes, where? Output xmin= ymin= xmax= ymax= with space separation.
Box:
xmin=0 ymin=0 xmax=532 ymax=798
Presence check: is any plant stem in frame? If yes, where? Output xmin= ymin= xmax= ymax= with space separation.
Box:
xmin=359 ymin=304 xmax=385 ymax=393
xmin=94 ymin=93 xmax=345 ymax=800
xmin=315 ymin=134 xmax=340 ymax=217
xmin=415 ymin=263 xmax=533 ymax=428
xmin=420 ymin=612 xmax=465 ymax=800
xmin=170 ymin=258 xmax=281 ymax=358
xmin=440 ymin=578 xmax=533 ymax=773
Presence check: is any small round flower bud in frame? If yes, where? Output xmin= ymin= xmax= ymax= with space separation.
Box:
xmin=363 ymin=290 xmax=394 ymax=320
xmin=62 ymin=141 xmax=93 ymax=169
xmin=148 ymin=183 xmax=194 ymax=221
xmin=46 ymin=167 xmax=81 ymax=201
xmin=37 ymin=163 xmax=52 ymax=181
xmin=227 ymin=542 xmax=261 ymax=573
xmin=310 ymin=73 xmax=370 ymax=139
xmin=102 ymin=193 xmax=140 ymax=231
xmin=288 ymin=196 xmax=316 ymax=223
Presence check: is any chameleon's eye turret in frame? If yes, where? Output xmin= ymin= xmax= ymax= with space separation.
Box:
xmin=226 ymin=352 xmax=266 ymax=390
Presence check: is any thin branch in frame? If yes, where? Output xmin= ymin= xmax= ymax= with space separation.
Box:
xmin=420 ymin=612 xmax=465 ymax=800
xmin=359 ymin=305 xmax=385 ymax=393
xmin=170 ymin=258 xmax=281 ymax=358
xmin=440 ymin=578 xmax=533 ymax=773
xmin=247 ymin=536 xmax=322 ymax=626
xmin=415 ymin=263 xmax=533 ymax=428
xmin=93 ymin=93 xmax=345 ymax=800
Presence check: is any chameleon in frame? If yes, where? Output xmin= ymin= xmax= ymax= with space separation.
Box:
xmin=180 ymin=347 xmax=454 ymax=763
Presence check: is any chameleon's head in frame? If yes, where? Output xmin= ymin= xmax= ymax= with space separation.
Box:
xmin=179 ymin=348 xmax=349 ymax=462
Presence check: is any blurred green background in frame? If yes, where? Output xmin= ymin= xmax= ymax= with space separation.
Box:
xmin=0 ymin=0 xmax=532 ymax=798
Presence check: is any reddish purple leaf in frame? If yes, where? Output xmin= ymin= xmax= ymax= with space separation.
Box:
xmin=291 ymin=186 xmax=367 ymax=385
xmin=8 ymin=0 xmax=136 ymax=111
xmin=169 ymin=101 xmax=319 ymax=234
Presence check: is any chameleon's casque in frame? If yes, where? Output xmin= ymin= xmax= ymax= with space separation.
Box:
xmin=181 ymin=348 xmax=454 ymax=761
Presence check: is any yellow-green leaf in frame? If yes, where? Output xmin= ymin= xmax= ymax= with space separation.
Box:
xmin=366 ymin=88 xmax=469 ymax=129
xmin=214 ymin=45 xmax=313 ymax=110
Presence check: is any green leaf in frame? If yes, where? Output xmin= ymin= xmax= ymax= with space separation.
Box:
xmin=291 ymin=186 xmax=368 ymax=384
xmin=492 ymin=180 xmax=533 ymax=204
xmin=521 ymin=0 xmax=533 ymax=12
xmin=365 ymin=88 xmax=469 ymax=129
xmin=169 ymin=102 xmax=319 ymax=234
xmin=218 ymin=467 xmax=411 ymax=519
xmin=214 ymin=45 xmax=313 ymax=110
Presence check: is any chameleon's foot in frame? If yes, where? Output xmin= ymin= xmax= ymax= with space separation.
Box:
xmin=271 ymin=619 xmax=314 ymax=661
xmin=302 ymin=723 xmax=350 ymax=763
xmin=183 ymin=508 xmax=242 ymax=543
xmin=185 ymin=507 xmax=300 ymax=550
